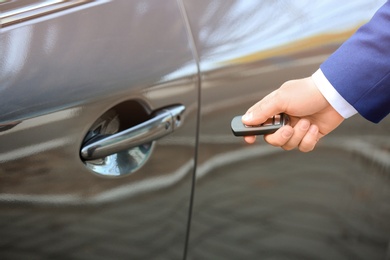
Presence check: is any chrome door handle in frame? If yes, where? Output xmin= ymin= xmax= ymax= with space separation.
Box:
xmin=80 ymin=104 xmax=185 ymax=160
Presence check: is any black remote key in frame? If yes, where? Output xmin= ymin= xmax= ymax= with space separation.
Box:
xmin=231 ymin=113 xmax=290 ymax=136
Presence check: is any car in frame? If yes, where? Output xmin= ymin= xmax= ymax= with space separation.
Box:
xmin=1 ymin=0 xmax=389 ymax=259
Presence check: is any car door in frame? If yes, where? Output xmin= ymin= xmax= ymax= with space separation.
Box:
xmin=182 ymin=0 xmax=390 ymax=259
xmin=0 ymin=0 xmax=199 ymax=259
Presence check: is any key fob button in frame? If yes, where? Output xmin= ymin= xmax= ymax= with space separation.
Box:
xmin=261 ymin=117 xmax=274 ymax=126
xmin=274 ymin=115 xmax=281 ymax=125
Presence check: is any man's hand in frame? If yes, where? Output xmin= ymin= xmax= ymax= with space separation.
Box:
xmin=242 ymin=77 xmax=344 ymax=152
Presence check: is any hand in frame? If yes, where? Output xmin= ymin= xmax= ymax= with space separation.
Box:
xmin=242 ymin=77 xmax=344 ymax=152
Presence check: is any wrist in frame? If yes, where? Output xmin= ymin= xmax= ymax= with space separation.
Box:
xmin=312 ymin=69 xmax=357 ymax=119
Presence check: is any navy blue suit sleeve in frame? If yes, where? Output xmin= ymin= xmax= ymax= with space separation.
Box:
xmin=320 ymin=1 xmax=390 ymax=123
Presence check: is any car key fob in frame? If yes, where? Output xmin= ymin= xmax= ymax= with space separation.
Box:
xmin=231 ymin=113 xmax=290 ymax=136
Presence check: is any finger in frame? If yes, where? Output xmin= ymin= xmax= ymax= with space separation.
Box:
xmin=242 ymin=90 xmax=284 ymax=126
xmin=244 ymin=135 xmax=256 ymax=144
xmin=281 ymin=119 xmax=310 ymax=150
xmin=264 ymin=125 xmax=294 ymax=147
xmin=298 ymin=125 xmax=319 ymax=152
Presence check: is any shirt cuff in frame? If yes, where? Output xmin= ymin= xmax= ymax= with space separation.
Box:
xmin=312 ymin=69 xmax=357 ymax=119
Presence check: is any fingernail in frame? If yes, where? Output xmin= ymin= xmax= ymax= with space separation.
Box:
xmin=282 ymin=128 xmax=293 ymax=139
xmin=242 ymin=112 xmax=252 ymax=121
xmin=301 ymin=120 xmax=310 ymax=131
xmin=309 ymin=125 xmax=318 ymax=134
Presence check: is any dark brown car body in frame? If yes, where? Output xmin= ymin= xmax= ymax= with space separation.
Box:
xmin=1 ymin=1 xmax=389 ymax=259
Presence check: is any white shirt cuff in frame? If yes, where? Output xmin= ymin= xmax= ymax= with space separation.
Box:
xmin=312 ymin=69 xmax=357 ymax=119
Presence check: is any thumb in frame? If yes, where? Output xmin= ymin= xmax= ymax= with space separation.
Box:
xmin=242 ymin=90 xmax=285 ymax=125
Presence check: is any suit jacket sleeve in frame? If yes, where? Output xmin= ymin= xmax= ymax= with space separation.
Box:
xmin=320 ymin=1 xmax=390 ymax=123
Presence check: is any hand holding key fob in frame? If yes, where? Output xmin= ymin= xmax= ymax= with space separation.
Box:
xmin=231 ymin=113 xmax=290 ymax=136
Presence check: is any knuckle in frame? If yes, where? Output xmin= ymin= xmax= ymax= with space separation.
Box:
xmin=299 ymin=142 xmax=316 ymax=152
xmin=264 ymin=135 xmax=284 ymax=147
xmin=282 ymin=145 xmax=295 ymax=151
xmin=300 ymin=147 xmax=313 ymax=153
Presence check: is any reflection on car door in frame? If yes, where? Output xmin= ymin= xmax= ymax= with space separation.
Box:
xmin=0 ymin=0 xmax=199 ymax=259
xmin=183 ymin=0 xmax=390 ymax=259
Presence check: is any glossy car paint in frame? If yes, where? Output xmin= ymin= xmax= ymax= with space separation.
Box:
xmin=182 ymin=0 xmax=390 ymax=259
xmin=0 ymin=1 xmax=389 ymax=259
xmin=0 ymin=0 xmax=199 ymax=259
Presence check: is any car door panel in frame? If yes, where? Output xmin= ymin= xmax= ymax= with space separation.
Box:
xmin=0 ymin=0 xmax=198 ymax=259
xmin=182 ymin=0 xmax=390 ymax=259
xmin=2 ymin=0 xmax=390 ymax=259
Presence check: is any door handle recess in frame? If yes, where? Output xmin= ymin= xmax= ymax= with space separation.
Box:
xmin=80 ymin=104 xmax=185 ymax=160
